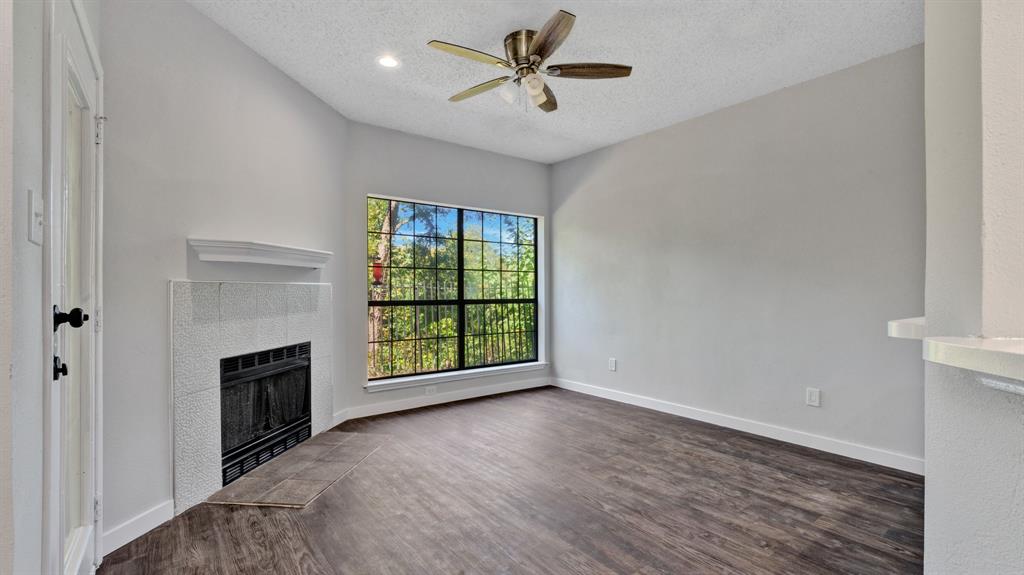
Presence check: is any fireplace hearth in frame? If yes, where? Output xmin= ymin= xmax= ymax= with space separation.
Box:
xmin=171 ymin=281 xmax=333 ymax=514
xmin=220 ymin=342 xmax=312 ymax=485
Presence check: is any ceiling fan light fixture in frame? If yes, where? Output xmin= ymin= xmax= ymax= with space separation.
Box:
xmin=498 ymin=80 xmax=520 ymax=104
xmin=529 ymin=89 xmax=548 ymax=107
xmin=524 ymin=73 xmax=545 ymax=96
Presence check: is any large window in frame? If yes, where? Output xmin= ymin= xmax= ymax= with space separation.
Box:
xmin=367 ymin=197 xmax=538 ymax=380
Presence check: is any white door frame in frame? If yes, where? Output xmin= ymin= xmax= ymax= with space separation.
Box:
xmin=41 ymin=0 xmax=104 ymax=572
xmin=0 ymin=0 xmax=15 ymax=572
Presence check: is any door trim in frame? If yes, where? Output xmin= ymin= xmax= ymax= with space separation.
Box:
xmin=0 ymin=1 xmax=15 ymax=573
xmin=41 ymin=0 xmax=103 ymax=572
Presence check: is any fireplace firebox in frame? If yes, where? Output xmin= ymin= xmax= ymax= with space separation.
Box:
xmin=220 ymin=342 xmax=311 ymax=486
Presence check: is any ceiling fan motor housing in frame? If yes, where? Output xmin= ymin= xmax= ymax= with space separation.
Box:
xmin=504 ymin=30 xmax=538 ymax=74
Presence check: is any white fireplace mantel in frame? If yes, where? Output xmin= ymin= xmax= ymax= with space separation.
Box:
xmin=188 ymin=238 xmax=333 ymax=269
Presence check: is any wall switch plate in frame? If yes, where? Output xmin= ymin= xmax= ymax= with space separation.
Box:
xmin=424 ymin=385 xmax=436 ymax=396
xmin=28 ymin=189 xmax=43 ymax=246
xmin=608 ymin=358 xmax=617 ymax=372
xmin=805 ymin=387 xmax=821 ymax=407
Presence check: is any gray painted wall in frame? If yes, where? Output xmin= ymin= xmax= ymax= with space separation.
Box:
xmin=12 ymin=1 xmax=53 ymax=572
xmin=923 ymin=1 xmax=1024 ymax=571
xmin=100 ymin=0 xmax=548 ymax=534
xmin=101 ymin=0 xmax=349 ymax=528
xmin=550 ymin=46 xmax=925 ymax=462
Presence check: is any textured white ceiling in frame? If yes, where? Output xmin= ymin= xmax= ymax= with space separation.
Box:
xmin=188 ymin=0 xmax=923 ymax=164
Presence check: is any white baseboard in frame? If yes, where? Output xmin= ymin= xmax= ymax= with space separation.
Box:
xmin=553 ymin=378 xmax=924 ymax=475
xmin=333 ymin=377 xmax=550 ymax=426
xmin=102 ymin=499 xmax=174 ymax=556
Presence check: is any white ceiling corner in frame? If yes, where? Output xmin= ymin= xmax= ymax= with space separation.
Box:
xmin=186 ymin=0 xmax=923 ymax=164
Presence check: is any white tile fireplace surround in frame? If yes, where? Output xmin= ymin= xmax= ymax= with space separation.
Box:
xmin=170 ymin=281 xmax=333 ymax=514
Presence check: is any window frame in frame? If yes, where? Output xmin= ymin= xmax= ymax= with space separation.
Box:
xmin=366 ymin=195 xmax=543 ymax=383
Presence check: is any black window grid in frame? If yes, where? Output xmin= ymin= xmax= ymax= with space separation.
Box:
xmin=367 ymin=199 xmax=538 ymax=380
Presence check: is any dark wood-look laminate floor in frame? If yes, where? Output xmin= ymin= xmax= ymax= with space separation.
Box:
xmin=101 ymin=387 xmax=924 ymax=574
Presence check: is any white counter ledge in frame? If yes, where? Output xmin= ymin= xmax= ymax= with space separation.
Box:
xmin=924 ymin=336 xmax=1024 ymax=383
xmin=888 ymin=316 xmax=926 ymax=340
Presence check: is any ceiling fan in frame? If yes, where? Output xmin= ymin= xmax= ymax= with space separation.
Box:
xmin=427 ymin=9 xmax=632 ymax=113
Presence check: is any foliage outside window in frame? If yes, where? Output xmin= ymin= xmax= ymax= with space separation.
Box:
xmin=367 ymin=197 xmax=538 ymax=380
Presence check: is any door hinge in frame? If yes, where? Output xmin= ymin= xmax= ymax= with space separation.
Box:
xmin=95 ymin=115 xmax=107 ymax=145
xmin=93 ymin=306 xmax=102 ymax=333
xmin=94 ymin=497 xmax=102 ymax=522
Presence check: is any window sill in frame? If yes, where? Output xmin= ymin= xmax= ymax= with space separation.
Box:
xmin=364 ymin=362 xmax=549 ymax=393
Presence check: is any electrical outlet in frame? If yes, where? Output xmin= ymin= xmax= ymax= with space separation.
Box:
xmin=805 ymin=387 xmax=821 ymax=407
xmin=608 ymin=358 xmax=617 ymax=372
xmin=424 ymin=385 xmax=436 ymax=396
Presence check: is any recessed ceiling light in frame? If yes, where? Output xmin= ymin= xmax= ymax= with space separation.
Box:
xmin=377 ymin=55 xmax=399 ymax=68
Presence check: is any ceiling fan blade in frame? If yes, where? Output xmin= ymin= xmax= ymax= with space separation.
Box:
xmin=537 ymin=84 xmax=557 ymax=113
xmin=528 ymin=10 xmax=575 ymax=62
xmin=449 ymin=76 xmax=511 ymax=102
xmin=545 ymin=63 xmax=632 ymax=79
xmin=428 ymin=40 xmax=512 ymax=69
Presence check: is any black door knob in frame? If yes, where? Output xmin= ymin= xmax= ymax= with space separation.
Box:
xmin=53 ymin=305 xmax=90 ymax=332
xmin=53 ymin=356 xmax=68 ymax=380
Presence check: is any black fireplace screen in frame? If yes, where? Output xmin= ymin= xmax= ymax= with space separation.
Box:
xmin=220 ymin=342 xmax=311 ymax=485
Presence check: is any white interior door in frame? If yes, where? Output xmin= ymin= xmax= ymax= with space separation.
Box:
xmin=44 ymin=1 xmax=102 ymax=573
